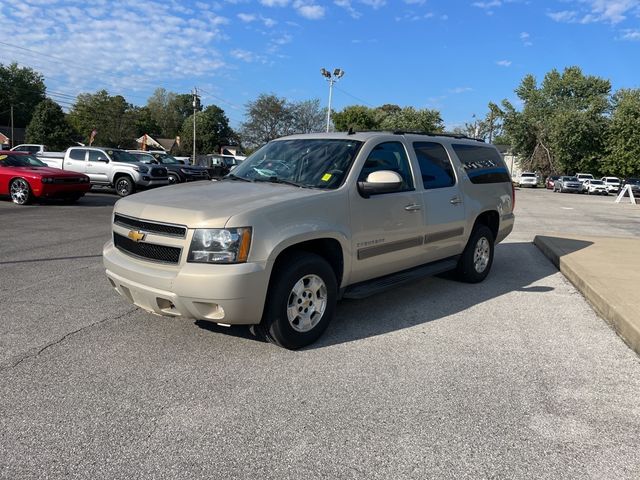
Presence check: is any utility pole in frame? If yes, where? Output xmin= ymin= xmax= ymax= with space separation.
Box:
xmin=10 ymin=105 xmax=14 ymax=149
xmin=192 ymin=87 xmax=199 ymax=166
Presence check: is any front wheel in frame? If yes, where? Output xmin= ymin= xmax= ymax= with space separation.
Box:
xmin=115 ymin=176 xmax=135 ymax=197
xmin=168 ymin=173 xmax=180 ymax=184
xmin=259 ymin=252 xmax=337 ymax=349
xmin=10 ymin=178 xmax=33 ymax=205
xmin=456 ymin=224 xmax=495 ymax=283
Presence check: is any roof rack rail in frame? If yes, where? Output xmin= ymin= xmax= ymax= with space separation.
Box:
xmin=338 ymin=129 xmax=485 ymax=143
xmin=392 ymin=131 xmax=486 ymax=142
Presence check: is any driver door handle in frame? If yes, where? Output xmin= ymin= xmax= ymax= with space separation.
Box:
xmin=404 ymin=203 xmax=422 ymax=212
xmin=450 ymin=196 xmax=463 ymax=205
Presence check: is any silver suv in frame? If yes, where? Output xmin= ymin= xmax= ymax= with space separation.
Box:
xmin=103 ymin=132 xmax=515 ymax=349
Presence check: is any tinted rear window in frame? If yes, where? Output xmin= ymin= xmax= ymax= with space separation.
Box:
xmin=452 ymin=144 xmax=511 ymax=184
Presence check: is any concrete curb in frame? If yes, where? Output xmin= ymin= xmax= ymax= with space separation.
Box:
xmin=534 ymin=234 xmax=640 ymax=357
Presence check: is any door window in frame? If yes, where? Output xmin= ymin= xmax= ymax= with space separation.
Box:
xmin=88 ymin=150 xmax=107 ymax=162
xmin=413 ymin=142 xmax=456 ymax=189
xmin=69 ymin=149 xmax=87 ymax=161
xmin=358 ymin=142 xmax=414 ymax=191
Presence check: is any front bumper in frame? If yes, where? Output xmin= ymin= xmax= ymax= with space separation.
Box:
xmin=103 ymin=241 xmax=270 ymax=324
xmin=137 ymin=177 xmax=170 ymax=188
xmin=37 ymin=183 xmax=92 ymax=198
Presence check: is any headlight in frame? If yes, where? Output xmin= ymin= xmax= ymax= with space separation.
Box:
xmin=41 ymin=177 xmax=54 ymax=183
xmin=187 ymin=228 xmax=252 ymax=264
xmin=132 ymin=165 xmax=149 ymax=173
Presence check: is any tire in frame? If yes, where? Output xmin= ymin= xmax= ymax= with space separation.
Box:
xmin=259 ymin=252 xmax=337 ymax=350
xmin=115 ymin=176 xmax=135 ymax=197
xmin=10 ymin=178 xmax=33 ymax=205
xmin=168 ymin=173 xmax=180 ymax=184
xmin=456 ymin=224 xmax=495 ymax=283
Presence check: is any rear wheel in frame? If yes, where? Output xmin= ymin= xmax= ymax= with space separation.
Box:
xmin=115 ymin=176 xmax=135 ymax=197
xmin=10 ymin=178 xmax=33 ymax=205
xmin=259 ymin=252 xmax=337 ymax=349
xmin=168 ymin=173 xmax=180 ymax=184
xmin=456 ymin=224 xmax=495 ymax=283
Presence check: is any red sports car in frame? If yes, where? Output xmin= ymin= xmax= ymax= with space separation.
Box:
xmin=0 ymin=151 xmax=91 ymax=205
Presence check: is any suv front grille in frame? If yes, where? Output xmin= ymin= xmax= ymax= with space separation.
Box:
xmin=151 ymin=167 xmax=167 ymax=177
xmin=114 ymin=214 xmax=186 ymax=238
xmin=114 ymin=232 xmax=181 ymax=264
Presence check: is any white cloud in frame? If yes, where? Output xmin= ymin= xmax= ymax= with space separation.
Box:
xmin=496 ymin=60 xmax=512 ymax=67
xmin=294 ymin=2 xmax=325 ymax=19
xmin=334 ymin=0 xmax=362 ymax=18
xmin=237 ymin=13 xmax=257 ymax=22
xmin=473 ymin=1 xmax=502 ymax=8
xmin=520 ymin=31 xmax=533 ymax=46
xmin=260 ymin=0 xmax=290 ymax=6
xmin=548 ymin=1 xmax=640 ymax=25
xmin=621 ymin=29 xmax=640 ymax=40
xmin=448 ymin=87 xmax=474 ymax=94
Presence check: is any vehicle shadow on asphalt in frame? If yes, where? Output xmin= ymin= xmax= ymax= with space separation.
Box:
xmin=195 ymin=241 xmax=593 ymax=349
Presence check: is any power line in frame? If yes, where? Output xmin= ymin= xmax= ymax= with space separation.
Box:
xmin=333 ymin=85 xmax=375 ymax=108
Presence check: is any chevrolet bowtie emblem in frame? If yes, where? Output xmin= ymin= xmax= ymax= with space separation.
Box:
xmin=127 ymin=230 xmax=146 ymax=242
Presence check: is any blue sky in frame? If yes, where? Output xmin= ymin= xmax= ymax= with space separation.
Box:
xmin=1 ymin=0 xmax=639 ymax=130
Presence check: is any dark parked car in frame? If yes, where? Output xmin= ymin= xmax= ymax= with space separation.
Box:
xmin=128 ymin=151 xmax=210 ymax=184
xmin=553 ymin=176 xmax=582 ymax=193
xmin=546 ymin=175 xmax=560 ymax=189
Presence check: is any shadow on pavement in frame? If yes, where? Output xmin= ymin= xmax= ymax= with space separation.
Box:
xmin=195 ymin=241 xmax=584 ymax=349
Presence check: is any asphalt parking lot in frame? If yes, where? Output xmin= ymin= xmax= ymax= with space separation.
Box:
xmin=1 ymin=187 xmax=639 ymax=479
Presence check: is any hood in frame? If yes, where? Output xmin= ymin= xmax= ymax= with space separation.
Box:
xmin=10 ymin=166 xmax=86 ymax=178
xmin=114 ymin=179 xmax=326 ymax=228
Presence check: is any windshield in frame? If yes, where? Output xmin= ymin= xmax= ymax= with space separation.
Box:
xmin=0 ymin=153 xmax=47 ymax=167
xmin=627 ymin=178 xmax=640 ymax=185
xmin=563 ymin=176 xmax=578 ymax=181
xmin=131 ymin=153 xmax=155 ymax=164
xmin=108 ymin=150 xmax=138 ymax=163
xmin=578 ymin=174 xmax=593 ymax=179
xmin=153 ymin=153 xmax=182 ymax=165
xmin=521 ymin=173 xmax=536 ymax=177
xmin=590 ymin=180 xmax=604 ymax=185
xmin=230 ymin=139 xmax=363 ymax=189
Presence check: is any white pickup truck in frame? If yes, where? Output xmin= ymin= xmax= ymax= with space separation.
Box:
xmin=39 ymin=146 xmax=169 ymax=196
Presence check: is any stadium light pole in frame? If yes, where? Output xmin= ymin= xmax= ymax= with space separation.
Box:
xmin=320 ymin=68 xmax=344 ymax=132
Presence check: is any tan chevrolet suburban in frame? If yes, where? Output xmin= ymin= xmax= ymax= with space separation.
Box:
xmin=103 ymin=132 xmax=515 ymax=349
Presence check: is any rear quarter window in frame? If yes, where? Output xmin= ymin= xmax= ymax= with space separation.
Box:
xmin=452 ymin=144 xmax=511 ymax=184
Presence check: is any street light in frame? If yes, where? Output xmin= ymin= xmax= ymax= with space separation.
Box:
xmin=320 ymin=67 xmax=345 ymax=132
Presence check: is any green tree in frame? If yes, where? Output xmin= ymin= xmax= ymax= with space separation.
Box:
xmin=67 ymin=90 xmax=138 ymax=147
xmin=146 ymin=88 xmax=198 ymax=139
xmin=290 ymin=99 xmax=325 ymax=134
xmin=179 ymin=104 xmax=235 ymax=155
xmin=25 ymin=99 xmax=75 ymax=150
xmin=0 ymin=62 xmax=46 ymax=129
xmin=378 ymin=106 xmax=444 ymax=133
xmin=501 ymin=66 xmax=610 ymax=176
xmin=604 ymin=89 xmax=640 ymax=177
xmin=240 ymin=94 xmax=293 ymax=148
xmin=331 ymin=105 xmax=377 ymax=131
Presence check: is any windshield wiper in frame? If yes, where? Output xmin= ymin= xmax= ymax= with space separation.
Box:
xmin=224 ymin=173 xmax=253 ymax=182
xmin=256 ymin=176 xmax=306 ymax=188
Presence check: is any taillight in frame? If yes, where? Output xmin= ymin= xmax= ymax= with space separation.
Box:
xmin=511 ymin=183 xmax=516 ymax=211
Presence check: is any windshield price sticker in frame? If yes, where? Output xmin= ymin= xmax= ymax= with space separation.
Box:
xmin=321 ymin=173 xmax=333 ymax=182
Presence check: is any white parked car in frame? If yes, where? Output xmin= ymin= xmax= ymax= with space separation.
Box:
xmin=600 ymin=176 xmax=621 ymax=193
xmin=583 ymin=179 xmax=608 ymax=195
xmin=518 ymin=172 xmax=538 ymax=188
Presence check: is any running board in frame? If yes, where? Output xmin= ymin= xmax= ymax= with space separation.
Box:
xmin=342 ymin=256 xmax=459 ymax=300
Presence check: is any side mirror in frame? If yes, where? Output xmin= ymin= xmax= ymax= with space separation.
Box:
xmin=97 ymin=157 xmax=109 ymax=163
xmin=357 ymin=170 xmax=404 ymax=198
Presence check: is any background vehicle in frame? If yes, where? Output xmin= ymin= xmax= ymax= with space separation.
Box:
xmin=554 ymin=176 xmax=582 ymax=193
xmin=620 ymin=178 xmax=640 ymax=196
xmin=583 ymin=179 xmax=608 ymax=195
xmin=104 ymin=132 xmax=515 ymax=349
xmin=39 ymin=147 xmax=168 ymax=196
xmin=0 ymin=151 xmax=90 ymax=205
xmin=194 ymin=154 xmax=234 ymax=179
xmin=10 ymin=144 xmax=46 ymax=154
xmin=545 ymin=175 xmax=560 ymax=189
xmin=128 ymin=150 xmax=210 ymax=184
xmin=518 ymin=172 xmax=538 ymax=188
xmin=601 ymin=176 xmax=621 ymax=193
xmin=576 ymin=173 xmax=594 ymax=190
